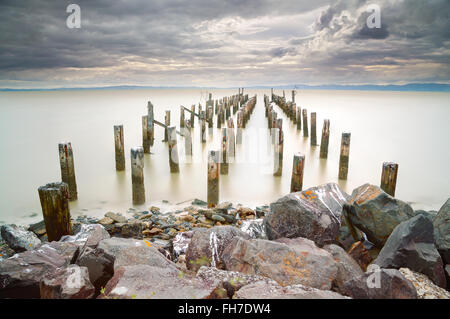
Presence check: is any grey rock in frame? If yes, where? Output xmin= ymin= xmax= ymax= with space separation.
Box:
xmin=186 ymin=226 xmax=250 ymax=272
xmin=235 ymin=281 xmax=349 ymax=299
xmin=0 ymin=241 xmax=15 ymax=261
xmin=40 ymin=265 xmax=95 ymax=299
xmin=192 ymin=199 xmax=207 ymax=206
xmin=346 ymin=184 xmax=416 ymax=248
xmin=222 ymin=237 xmax=338 ymax=290
xmin=239 ymin=219 xmax=267 ymax=239
xmin=211 ymin=214 xmax=226 ymax=222
xmin=373 ymin=214 xmax=446 ymax=288
xmin=104 ymin=212 xmax=127 ymax=224
xmin=340 ymin=268 xmax=417 ymax=299
xmin=264 ymin=183 xmax=349 ymax=246
xmin=0 ymin=224 xmax=42 ymax=252
xmin=399 ymin=268 xmax=450 ymax=299
xmin=28 ymin=220 xmax=46 ymax=237
xmin=173 ymin=231 xmax=193 ymax=258
xmin=433 ymin=198 xmax=450 ymax=264
xmin=60 ymin=224 xmax=110 ymax=248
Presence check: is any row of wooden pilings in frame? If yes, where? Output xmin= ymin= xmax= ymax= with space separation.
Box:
xmin=36 ymin=90 xmax=258 ymax=241
xmin=268 ymin=89 xmax=399 ymax=197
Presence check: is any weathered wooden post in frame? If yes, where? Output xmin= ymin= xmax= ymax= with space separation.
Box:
xmin=190 ymin=105 xmax=195 ymax=128
xmin=380 ymin=162 xmax=398 ymax=196
xmin=114 ymin=125 xmax=125 ymax=171
xmin=292 ymin=90 xmax=295 ymax=103
xmin=58 ymin=142 xmax=77 ymax=201
xmin=220 ymin=128 xmax=228 ymax=175
xmin=180 ymin=106 xmax=185 ymax=128
xmin=302 ymin=109 xmax=308 ymax=137
xmin=142 ymin=116 xmax=150 ymax=153
xmin=207 ymin=106 xmax=213 ymax=128
xmin=274 ymin=119 xmax=283 ymax=176
xmin=311 ymin=112 xmax=317 ymax=146
xmin=207 ymin=150 xmax=220 ymax=208
xmin=320 ymin=119 xmax=330 ymax=159
xmin=183 ymin=124 xmax=192 ymax=156
xmin=296 ymin=107 xmax=301 ymax=131
xmin=168 ymin=127 xmax=180 ymax=173
xmin=200 ymin=111 xmax=206 ymax=143
xmin=147 ymin=101 xmax=154 ymax=147
xmin=236 ymin=110 xmax=243 ymax=144
xmin=131 ymin=147 xmax=145 ymax=205
xmin=290 ymin=153 xmax=305 ymax=192
xmin=38 ymin=182 xmax=72 ymax=242
xmin=227 ymin=118 xmax=235 ymax=157
xmin=271 ymin=111 xmax=277 ymax=144
xmin=163 ymin=110 xmax=171 ymax=142
xmin=338 ymin=133 xmax=351 ymax=180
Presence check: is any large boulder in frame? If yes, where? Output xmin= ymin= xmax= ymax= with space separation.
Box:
xmin=76 ymin=237 xmax=174 ymax=293
xmin=186 ymin=226 xmax=250 ymax=272
xmin=235 ymin=281 xmax=349 ymax=299
xmin=340 ymin=267 xmax=417 ymax=299
xmin=373 ymin=214 xmax=446 ymax=288
xmin=433 ymin=198 xmax=450 ymax=264
xmin=221 ymin=237 xmax=338 ymax=290
xmin=239 ymin=219 xmax=267 ymax=239
xmin=264 ymin=183 xmax=349 ymax=246
xmin=100 ymin=265 xmax=215 ymax=299
xmin=1 ymin=224 xmax=42 ymax=252
xmin=60 ymin=224 xmax=110 ymax=248
xmin=346 ymin=184 xmax=416 ymax=248
xmin=323 ymin=244 xmax=364 ymax=292
xmin=399 ymin=268 xmax=450 ymax=299
xmin=0 ymin=241 xmax=79 ymax=298
xmin=40 ymin=265 xmax=95 ymax=299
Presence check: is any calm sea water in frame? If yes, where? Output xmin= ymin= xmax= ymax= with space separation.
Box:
xmin=0 ymin=88 xmax=449 ymax=225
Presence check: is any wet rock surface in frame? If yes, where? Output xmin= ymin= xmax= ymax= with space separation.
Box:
xmin=264 ymin=183 xmax=349 ymax=246
xmin=373 ymin=214 xmax=446 ymax=288
xmin=346 ymin=184 xmax=416 ymax=248
xmin=399 ymin=268 xmax=450 ymax=299
xmin=433 ymin=198 xmax=450 ymax=264
xmin=0 ymin=224 xmax=41 ymax=252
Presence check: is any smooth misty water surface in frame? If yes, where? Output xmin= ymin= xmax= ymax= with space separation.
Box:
xmin=0 ymin=88 xmax=449 ymax=225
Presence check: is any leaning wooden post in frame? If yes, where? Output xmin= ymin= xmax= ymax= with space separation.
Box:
xmin=310 ymin=112 xmax=317 ymax=146
xmin=114 ymin=125 xmax=125 ymax=171
xmin=220 ymin=128 xmax=228 ymax=175
xmin=180 ymin=106 xmax=185 ymax=128
xmin=302 ymin=109 xmax=308 ymax=137
xmin=190 ymin=105 xmax=195 ymax=128
xmin=290 ymin=153 xmax=305 ymax=192
xmin=168 ymin=126 xmax=180 ymax=173
xmin=296 ymin=107 xmax=301 ymax=131
xmin=320 ymin=119 xmax=330 ymax=159
xmin=338 ymin=133 xmax=351 ymax=180
xmin=38 ymin=182 xmax=72 ymax=242
xmin=147 ymin=101 xmax=154 ymax=147
xmin=131 ymin=147 xmax=145 ymax=205
xmin=274 ymin=119 xmax=283 ymax=176
xmin=142 ymin=116 xmax=150 ymax=153
xmin=380 ymin=162 xmax=398 ymax=197
xmin=163 ymin=110 xmax=171 ymax=142
xmin=207 ymin=150 xmax=220 ymax=208
xmin=58 ymin=142 xmax=77 ymax=201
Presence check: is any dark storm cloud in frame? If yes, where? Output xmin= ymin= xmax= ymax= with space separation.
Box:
xmin=0 ymin=0 xmax=449 ymax=88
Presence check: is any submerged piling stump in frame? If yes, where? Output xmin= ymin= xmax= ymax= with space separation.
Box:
xmin=58 ymin=142 xmax=77 ymax=201
xmin=131 ymin=147 xmax=145 ymax=205
xmin=38 ymin=182 xmax=72 ymax=242
xmin=290 ymin=153 xmax=305 ymax=192
xmin=338 ymin=133 xmax=351 ymax=180
xmin=380 ymin=162 xmax=399 ymax=197
xmin=320 ymin=119 xmax=330 ymax=159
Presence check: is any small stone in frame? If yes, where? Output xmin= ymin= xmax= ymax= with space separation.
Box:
xmin=104 ymin=212 xmax=127 ymax=224
xmin=400 ymin=268 xmax=450 ymax=299
xmin=211 ymin=214 xmax=226 ymax=222
xmin=192 ymin=199 xmax=207 ymax=206
xmin=237 ymin=207 xmax=254 ymax=218
xmin=180 ymin=215 xmax=195 ymax=223
xmin=28 ymin=220 xmax=46 ymax=236
xmin=143 ymin=227 xmax=163 ymax=236
xmin=0 ymin=224 xmax=41 ymax=252
xmin=98 ymin=217 xmax=115 ymax=225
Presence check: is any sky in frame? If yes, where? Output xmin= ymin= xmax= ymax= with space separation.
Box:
xmin=0 ymin=0 xmax=449 ymax=89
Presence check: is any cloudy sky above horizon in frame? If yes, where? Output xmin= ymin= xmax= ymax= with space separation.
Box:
xmin=0 ymin=0 xmax=449 ymax=88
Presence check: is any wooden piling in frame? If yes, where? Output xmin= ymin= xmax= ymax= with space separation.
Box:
xmin=168 ymin=127 xmax=180 ymax=173
xmin=271 ymin=111 xmax=277 ymax=144
xmin=147 ymin=101 xmax=154 ymax=147
xmin=180 ymin=106 xmax=185 ymax=128
xmin=200 ymin=111 xmax=206 ymax=143
xmin=38 ymin=182 xmax=72 ymax=242
xmin=296 ymin=107 xmax=301 ymax=131
xmin=236 ymin=110 xmax=243 ymax=144
xmin=114 ymin=125 xmax=125 ymax=171
xmin=292 ymin=90 xmax=295 ymax=103
xmin=190 ymin=105 xmax=195 ymax=128
xmin=338 ymin=133 xmax=351 ymax=180
xmin=163 ymin=110 xmax=171 ymax=142
xmin=302 ymin=109 xmax=308 ymax=137
xmin=320 ymin=119 xmax=330 ymax=159
xmin=142 ymin=116 xmax=150 ymax=153
xmin=207 ymin=150 xmax=220 ymax=208
xmin=227 ymin=118 xmax=235 ymax=157
xmin=380 ymin=162 xmax=398 ymax=196
xmin=184 ymin=123 xmax=192 ymax=156
xmin=274 ymin=119 xmax=283 ymax=176
xmin=131 ymin=147 xmax=145 ymax=205
xmin=311 ymin=112 xmax=317 ymax=146
xmin=220 ymin=128 xmax=228 ymax=175
xmin=58 ymin=142 xmax=77 ymax=201
xmin=290 ymin=153 xmax=305 ymax=192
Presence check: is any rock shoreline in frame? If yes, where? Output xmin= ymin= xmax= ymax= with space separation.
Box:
xmin=0 ymin=182 xmax=449 ymax=299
